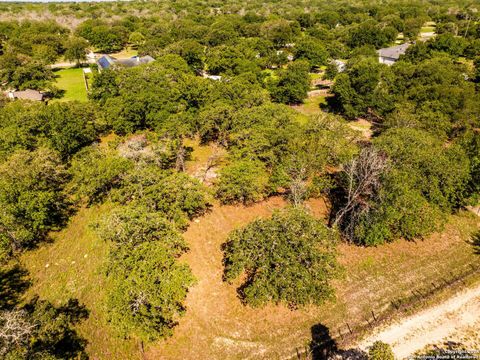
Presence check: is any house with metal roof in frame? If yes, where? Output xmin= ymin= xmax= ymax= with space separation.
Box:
xmin=97 ymin=55 xmax=155 ymax=72
xmin=377 ymin=43 xmax=411 ymax=65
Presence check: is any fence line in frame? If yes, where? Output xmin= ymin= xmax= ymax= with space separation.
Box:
xmin=292 ymin=263 xmax=480 ymax=359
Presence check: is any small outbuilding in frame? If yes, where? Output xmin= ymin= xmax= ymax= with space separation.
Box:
xmin=7 ymin=89 xmax=45 ymax=101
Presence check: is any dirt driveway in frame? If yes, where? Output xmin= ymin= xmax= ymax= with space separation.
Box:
xmin=356 ymin=283 xmax=480 ymax=358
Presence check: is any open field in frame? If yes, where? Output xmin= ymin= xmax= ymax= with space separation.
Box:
xmin=19 ymin=196 xmax=480 ymax=359
xmin=52 ymin=68 xmax=88 ymax=102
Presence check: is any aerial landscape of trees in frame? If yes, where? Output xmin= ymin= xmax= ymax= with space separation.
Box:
xmin=0 ymin=0 xmax=479 ymax=357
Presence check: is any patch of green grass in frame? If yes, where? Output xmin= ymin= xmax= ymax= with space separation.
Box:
xmin=52 ymin=68 xmax=88 ymax=102
xmin=293 ymin=94 xmax=327 ymax=116
xmin=108 ymin=46 xmax=138 ymax=58
xmin=420 ymin=26 xmax=435 ymax=33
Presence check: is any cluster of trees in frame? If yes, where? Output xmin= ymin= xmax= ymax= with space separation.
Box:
xmin=5 ymin=0 xmax=478 ymax=100
xmin=70 ymin=137 xmax=211 ymax=340
xmin=0 ymin=20 xmax=89 ymax=90
xmin=0 ymin=0 xmax=479 ymax=349
xmin=330 ymin=30 xmax=479 ymax=246
xmin=0 ymin=101 xmax=101 ymax=262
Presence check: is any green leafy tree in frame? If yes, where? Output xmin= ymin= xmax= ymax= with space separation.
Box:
xmin=330 ymin=57 xmax=394 ymax=118
xmin=0 ymin=148 xmax=68 ymax=262
xmin=336 ymin=129 xmax=470 ymax=245
xmin=105 ymin=242 xmax=194 ymax=341
xmin=128 ymin=31 xmax=145 ymax=48
xmin=260 ymin=19 xmax=298 ymax=47
xmin=93 ymin=205 xmax=187 ymax=252
xmin=347 ymin=21 xmax=393 ymax=48
xmin=223 ymin=208 xmax=341 ymax=307
xmin=271 ymin=60 xmax=310 ymax=104
xmin=111 ymin=165 xmax=211 ymax=229
xmin=294 ymin=36 xmax=328 ymax=68
xmin=0 ymin=298 xmax=88 ymax=359
xmin=38 ymin=102 xmax=98 ymax=159
xmin=76 ymin=22 xmax=125 ymax=53
xmin=89 ymin=69 xmax=119 ymax=105
xmin=68 ymin=146 xmax=133 ymax=204
xmin=0 ymin=102 xmax=98 ymax=161
xmin=1 ymin=58 xmax=54 ymax=90
xmin=215 ymin=159 xmax=270 ymax=205
xmin=63 ymin=37 xmax=88 ymax=66
xmin=165 ymin=40 xmax=204 ymax=71
xmin=374 ymin=128 xmax=470 ymax=209
xmin=32 ymin=44 xmax=58 ymax=64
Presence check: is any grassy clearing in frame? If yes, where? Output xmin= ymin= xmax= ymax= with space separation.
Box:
xmin=108 ymin=46 xmax=138 ymax=58
xmin=291 ymin=93 xmax=327 ymax=116
xmin=420 ymin=26 xmax=435 ymax=33
xmin=184 ymin=137 xmax=227 ymax=179
xmin=52 ymin=68 xmax=88 ymax=102
xmin=19 ymin=195 xmax=479 ymax=359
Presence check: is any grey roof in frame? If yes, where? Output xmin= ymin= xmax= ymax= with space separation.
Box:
xmin=97 ymin=55 xmax=155 ymax=70
xmin=13 ymin=90 xmax=44 ymax=101
xmin=377 ymin=43 xmax=411 ymax=60
xmin=97 ymin=55 xmax=116 ymax=70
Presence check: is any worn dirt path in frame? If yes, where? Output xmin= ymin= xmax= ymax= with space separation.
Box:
xmin=357 ymin=282 xmax=480 ymax=358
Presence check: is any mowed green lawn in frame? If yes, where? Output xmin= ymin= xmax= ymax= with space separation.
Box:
xmin=53 ymin=68 xmax=88 ymax=102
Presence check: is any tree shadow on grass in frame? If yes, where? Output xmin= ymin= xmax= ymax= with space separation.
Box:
xmin=309 ymin=323 xmax=367 ymax=360
xmin=24 ymin=297 xmax=90 ymax=359
xmin=469 ymin=230 xmax=480 ymax=255
xmin=310 ymin=323 xmax=338 ymax=360
xmin=0 ymin=264 xmax=31 ymax=310
xmin=0 ymin=264 xmax=89 ymax=359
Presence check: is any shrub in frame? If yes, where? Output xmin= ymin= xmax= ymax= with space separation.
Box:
xmin=368 ymin=341 xmax=394 ymax=360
